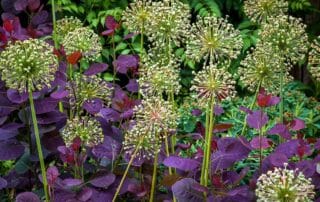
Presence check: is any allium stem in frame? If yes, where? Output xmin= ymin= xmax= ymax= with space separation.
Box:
xmin=51 ymin=0 xmax=64 ymax=113
xmin=149 ymin=152 xmax=159 ymax=202
xmin=240 ymin=80 xmax=262 ymax=136
xmin=28 ymin=91 xmax=49 ymax=202
xmin=259 ymin=107 xmax=263 ymax=174
xmin=51 ymin=0 xmax=58 ymax=48
xmin=204 ymin=96 xmax=215 ymax=187
xmin=200 ymin=104 xmax=210 ymax=185
xmin=279 ymin=64 xmax=284 ymax=143
xmin=165 ymin=137 xmax=172 ymax=175
xmin=112 ymin=139 xmax=142 ymax=202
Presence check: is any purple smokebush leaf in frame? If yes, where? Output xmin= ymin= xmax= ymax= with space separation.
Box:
xmin=214 ymin=105 xmax=224 ymax=116
xmin=7 ymin=89 xmax=28 ymax=104
xmin=126 ymin=79 xmax=139 ymax=93
xmin=246 ymin=110 xmax=268 ymax=129
xmin=274 ymin=140 xmax=300 ymax=158
xmin=92 ymin=136 xmax=121 ymax=160
xmin=47 ymin=166 xmax=59 ymax=186
xmin=89 ymin=172 xmax=116 ymax=188
xmin=77 ymin=187 xmax=93 ymax=201
xmin=62 ymin=178 xmax=83 ymax=188
xmin=172 ymin=178 xmax=204 ymax=202
xmin=250 ymin=137 xmax=271 ymax=149
xmin=0 ymin=139 xmax=24 ymax=160
xmin=113 ymin=55 xmax=139 ymax=74
xmin=99 ymin=108 xmax=120 ymax=122
xmin=34 ymin=97 xmax=58 ymax=114
xmin=0 ymin=177 xmax=7 ymax=189
xmin=14 ymin=0 xmax=28 ymax=11
xmin=16 ymin=192 xmax=40 ymax=202
xmin=268 ymin=123 xmax=291 ymax=140
xmin=211 ymin=137 xmax=251 ymax=172
xmin=290 ymin=118 xmax=305 ymax=131
xmin=163 ymin=156 xmax=200 ymax=172
xmin=84 ymin=63 xmax=108 ymax=76
xmin=83 ymin=99 xmax=103 ymax=115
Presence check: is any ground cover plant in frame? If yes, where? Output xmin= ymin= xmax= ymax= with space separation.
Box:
xmin=0 ymin=0 xmax=320 ymax=201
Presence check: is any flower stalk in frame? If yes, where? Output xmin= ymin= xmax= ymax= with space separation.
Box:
xmin=112 ymin=139 xmax=142 ymax=202
xmin=149 ymin=152 xmax=159 ymax=202
xmin=28 ymin=91 xmax=49 ymax=202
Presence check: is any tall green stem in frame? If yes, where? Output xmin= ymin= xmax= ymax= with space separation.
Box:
xmin=149 ymin=152 xmax=159 ymax=202
xmin=200 ymin=104 xmax=210 ymax=185
xmin=240 ymin=80 xmax=262 ymax=136
xmin=203 ymin=96 xmax=215 ymax=187
xmin=28 ymin=91 xmax=49 ymax=202
xmin=51 ymin=0 xmax=64 ymax=113
xmin=279 ymin=65 xmax=284 ymax=143
xmin=112 ymin=139 xmax=142 ymax=202
xmin=165 ymin=137 xmax=172 ymax=175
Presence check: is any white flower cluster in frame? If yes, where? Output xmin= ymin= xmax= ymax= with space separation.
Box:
xmin=62 ymin=27 xmax=102 ymax=61
xmin=258 ymin=15 xmax=309 ymax=64
xmin=122 ymin=0 xmax=191 ymax=46
xmin=0 ymin=39 xmax=58 ymax=92
xmin=55 ymin=16 xmax=83 ymax=44
xmin=308 ymin=36 xmax=320 ymax=82
xmin=124 ymin=97 xmax=178 ymax=160
xmin=61 ymin=117 xmax=104 ymax=147
xmin=191 ymin=62 xmax=236 ymax=108
xmin=256 ymin=164 xmax=315 ymax=202
xmin=244 ymin=0 xmax=288 ymax=23
xmin=138 ymin=51 xmax=181 ymax=96
xmin=186 ymin=16 xmax=243 ymax=63
xmin=68 ymin=74 xmax=112 ymax=111
xmin=239 ymin=46 xmax=292 ymax=93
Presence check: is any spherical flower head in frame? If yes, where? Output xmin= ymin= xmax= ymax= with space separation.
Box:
xmin=259 ymin=15 xmax=308 ymax=64
xmin=256 ymin=164 xmax=315 ymax=202
xmin=122 ymin=0 xmax=153 ymax=33
xmin=0 ymin=39 xmax=58 ymax=92
xmin=139 ymin=52 xmax=181 ymax=96
xmin=134 ymin=97 xmax=178 ymax=137
xmin=146 ymin=0 xmax=191 ymax=46
xmin=68 ymin=74 xmax=113 ymax=111
xmin=62 ymin=27 xmax=102 ymax=61
xmin=190 ymin=63 xmax=236 ymax=107
xmin=55 ymin=16 xmax=83 ymax=44
xmin=239 ymin=45 xmax=292 ymax=93
xmin=308 ymin=36 xmax=320 ymax=82
xmin=186 ymin=16 xmax=243 ymax=63
xmin=61 ymin=117 xmax=104 ymax=147
xmin=244 ymin=0 xmax=288 ymax=24
xmin=123 ymin=122 xmax=162 ymax=161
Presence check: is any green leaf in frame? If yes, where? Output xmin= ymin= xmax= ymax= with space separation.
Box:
xmin=15 ymin=152 xmax=30 ymax=174
xmin=103 ymin=73 xmax=114 ymax=81
xmin=115 ymin=42 xmax=127 ymax=51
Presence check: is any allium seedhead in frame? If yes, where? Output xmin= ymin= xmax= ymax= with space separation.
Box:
xmin=61 ymin=117 xmax=103 ymax=147
xmin=0 ymin=39 xmax=58 ymax=92
xmin=244 ymin=0 xmax=288 ymax=23
xmin=239 ymin=46 xmax=292 ymax=93
xmin=134 ymin=97 xmax=178 ymax=136
xmin=123 ymin=122 xmax=162 ymax=160
xmin=186 ymin=16 xmax=242 ymax=63
xmin=191 ymin=63 xmax=236 ymax=107
xmin=256 ymin=164 xmax=315 ymax=202
xmin=139 ymin=52 xmax=181 ymax=96
xmin=308 ymin=37 xmax=320 ymax=82
xmin=259 ymin=15 xmax=308 ymax=64
xmin=62 ymin=27 xmax=102 ymax=61
xmin=147 ymin=0 xmax=191 ymax=46
xmin=122 ymin=0 xmax=153 ymax=33
xmin=68 ymin=74 xmax=112 ymax=110
xmin=55 ymin=16 xmax=82 ymax=44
